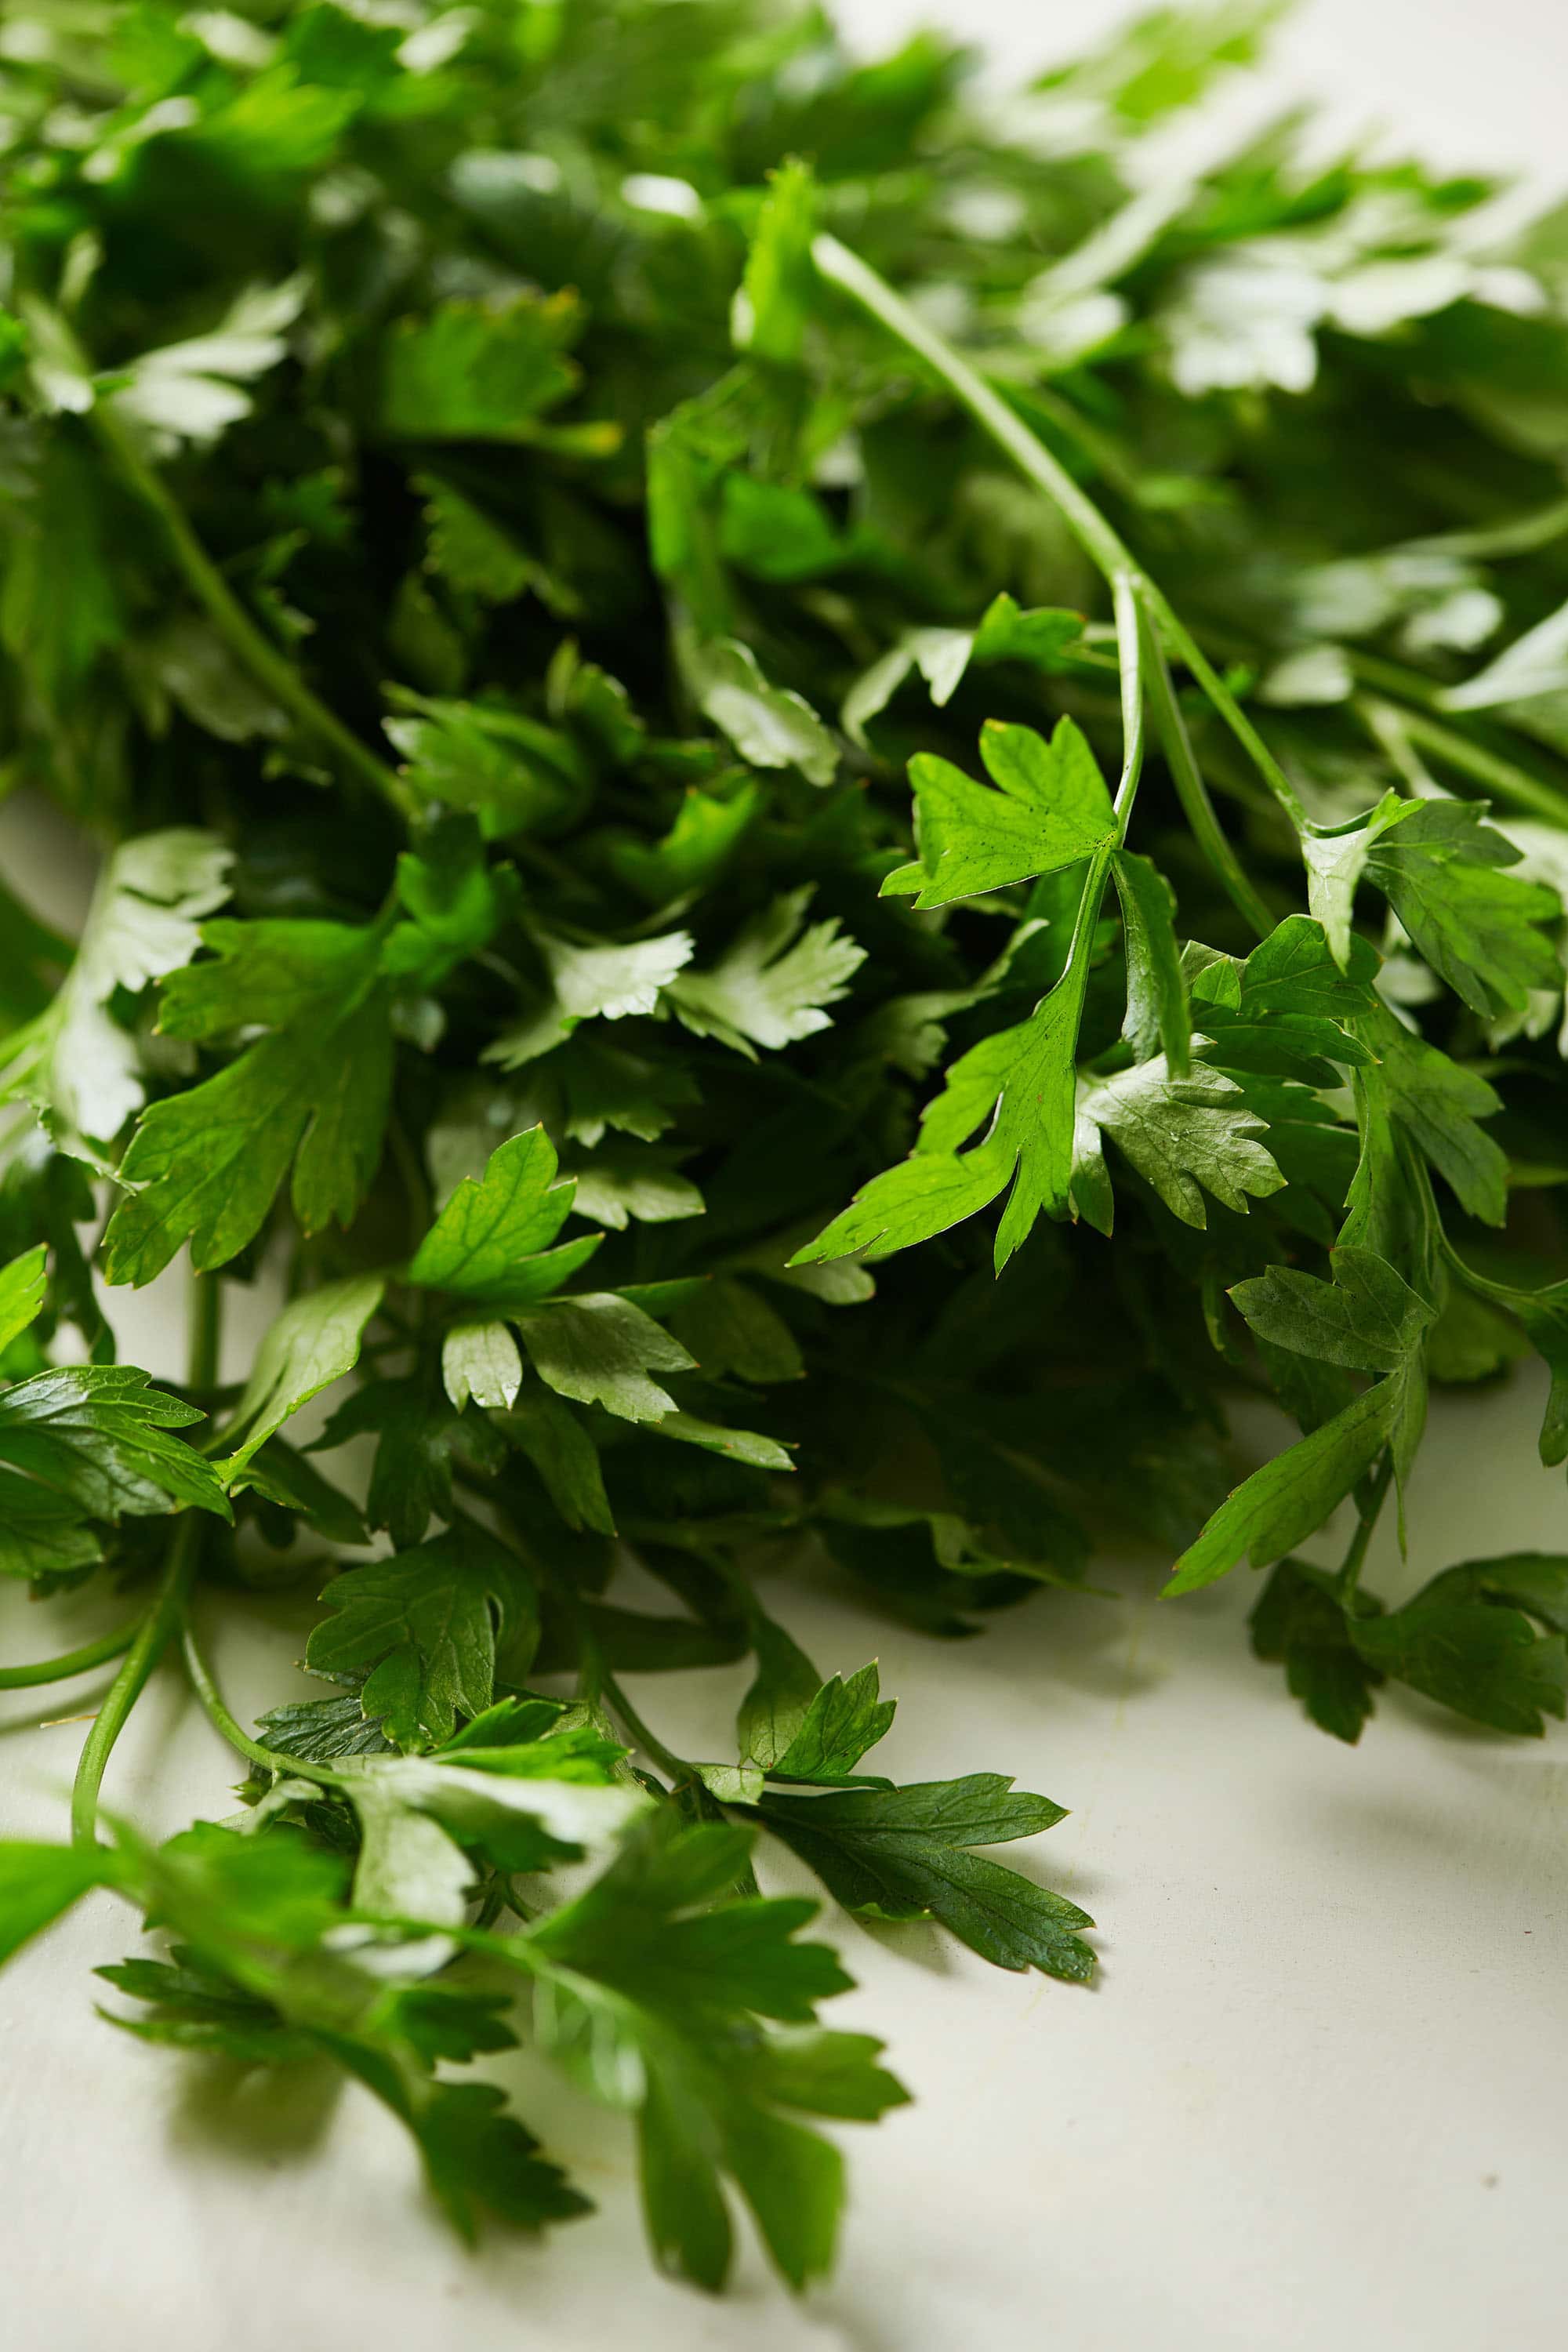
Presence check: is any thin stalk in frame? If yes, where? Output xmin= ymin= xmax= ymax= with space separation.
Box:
xmin=1337 ymin=1455 xmax=1394 ymax=1601
xmin=71 ymin=1516 xmax=199 ymax=1846
xmin=815 ymin=232 xmax=1134 ymax=583
xmin=180 ymin=1617 xmax=343 ymax=1788
xmin=1357 ymin=696 xmax=1443 ymax=797
xmin=1110 ymin=569 xmax=1146 ymax=826
xmin=188 ymin=1265 xmax=223 ymax=1395
xmin=1147 ymin=601 xmax=1310 ymax=831
xmin=89 ymin=402 xmax=417 ymax=822
xmin=1144 ymin=630 xmax=1273 ymax=938
xmin=597 ymin=1664 xmax=687 ymax=1786
xmin=814 ymin=232 xmax=1310 ymax=835
xmin=71 ymin=1269 xmax=225 ymax=1845
xmin=1361 ymin=698 xmax=1568 ymax=826
xmin=1399 ymin=495 xmax=1568 ymax=562
xmin=0 ymin=1623 xmax=136 ymax=1690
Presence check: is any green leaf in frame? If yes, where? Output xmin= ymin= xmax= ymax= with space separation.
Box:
xmin=0 ymin=1841 xmax=117 ymax=1962
xmin=382 ymin=816 xmax=520 ymax=989
xmin=669 ymin=1278 xmax=803 ymax=1384
xmin=383 ymin=691 xmax=590 ymax=840
xmin=844 ymin=601 xmax=1083 ymax=747
xmin=408 ymin=1127 xmax=597 ymax=1306
xmin=495 ymin=1388 xmax=615 ymax=1534
xmin=524 ymin=1810 xmax=903 ymax=2290
xmin=605 ymin=784 xmax=760 ymax=907
xmin=102 ymin=1823 xmax=589 ymax=2242
xmin=256 ymin=1690 xmax=394 ymax=1765
xmin=419 ymin=476 xmax=537 ymax=604
xmin=1301 ymin=793 xmax=1405 ymax=968
xmin=0 ymin=1473 xmax=102 ymax=1580
xmin=1250 ymin=1559 xmax=1382 ymax=1744
xmin=890 ymin=717 xmax=1115 ymax=911
xmin=0 ymin=1364 xmax=230 ymax=1521
xmin=758 ymin=1776 xmax=1094 ymax=1980
xmin=737 ymin=1610 xmax=824 ymax=1772
xmin=768 ymin=1664 xmax=898 ymax=1784
xmin=800 ymin=935 xmax=1098 ymax=1272
xmin=1231 ymin=1247 xmax=1436 ymax=1374
xmin=310 ymin=1370 xmax=499 ymax=1549
xmin=667 ymin=889 xmax=864 ymax=1056
xmin=1074 ymin=1053 xmax=1284 ymax=1232
xmin=1165 ymin=1380 xmax=1395 ymax=1595
xmin=372 ymin=2080 xmax=592 ymax=2241
xmin=682 ymin=637 xmax=837 ymax=786
xmin=103 ymin=919 xmax=392 ymax=1285
xmin=652 ymin=1412 xmax=794 ymax=1471
xmin=1 ymin=827 xmax=232 ymax=1149
xmin=1350 ymin=1589 xmax=1568 ymax=1736
xmin=380 ymin=292 xmax=583 ymax=441
xmin=351 ymin=1754 xmax=645 ymax=1876
xmin=442 ymin=1319 xmax=524 ymax=1413
xmin=0 ymin=439 xmax=120 ymax=704
xmin=1354 ymin=1004 xmax=1508 ymax=1226
xmin=1193 ymin=916 xmax=1379 ymax=1083
xmin=216 ymin=1274 xmax=384 ymax=1477
xmin=1112 ymin=848 xmax=1190 ymax=1073
xmin=718 ymin=476 xmax=843 ymax=583
xmin=111 ymin=274 xmax=306 ymax=446
xmin=735 ymin=158 xmax=816 ymax=364
xmin=792 ymin=1138 xmax=1012 ymax=1269
xmin=517 ymin=1293 xmax=694 ymax=1423
xmin=307 ymin=1523 xmax=537 ymax=1751
xmin=0 ymin=1244 xmax=47 ymax=1355
xmin=1364 ymin=799 xmax=1561 ymax=1017
xmin=568 ymin=1147 xmax=705 ymax=1232
xmin=1418 ymin=1552 xmax=1568 ymax=1635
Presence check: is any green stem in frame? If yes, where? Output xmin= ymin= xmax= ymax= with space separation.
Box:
xmin=1144 ymin=628 xmax=1273 ymax=937
xmin=814 ymin=232 xmax=1134 ymax=584
xmin=814 ymin=232 xmax=1309 ymax=836
xmin=1148 ymin=602 xmax=1309 ymax=831
xmin=188 ymin=1266 xmax=223 ymax=1396
xmin=89 ymin=402 xmax=416 ymax=822
xmin=71 ymin=1516 xmax=199 ymax=1847
xmin=597 ymin=1664 xmax=687 ymax=1785
xmin=0 ymin=1623 xmax=136 ymax=1690
xmin=180 ymin=1617 xmax=343 ymax=1788
xmin=1110 ymin=569 xmax=1146 ymax=826
xmin=1337 ymin=1455 xmax=1394 ymax=1600
xmin=1360 ymin=698 xmax=1568 ymax=826
xmin=70 ymin=1267 xmax=226 ymax=1844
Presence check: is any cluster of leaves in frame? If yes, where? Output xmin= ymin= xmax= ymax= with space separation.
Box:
xmin=5 ymin=0 xmax=1568 ymax=2296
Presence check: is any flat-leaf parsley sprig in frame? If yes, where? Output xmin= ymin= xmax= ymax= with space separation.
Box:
xmin=4 ymin=0 xmax=1568 ymax=2296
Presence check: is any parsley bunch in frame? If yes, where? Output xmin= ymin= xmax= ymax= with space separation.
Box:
xmin=5 ymin=0 xmax=1568 ymax=2294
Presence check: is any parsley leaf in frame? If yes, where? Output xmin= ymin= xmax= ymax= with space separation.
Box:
xmin=103 ymin=919 xmax=393 ymax=1283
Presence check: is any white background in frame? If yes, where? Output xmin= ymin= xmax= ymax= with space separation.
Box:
xmin=6 ymin=6 xmax=1568 ymax=2347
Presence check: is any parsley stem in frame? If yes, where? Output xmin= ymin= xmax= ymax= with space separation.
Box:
xmin=88 ymin=401 xmax=419 ymax=824
xmin=1357 ymin=696 xmax=1568 ymax=826
xmin=1337 ymin=1455 xmax=1394 ymax=1600
xmin=178 ymin=1615 xmax=343 ymax=1788
xmin=189 ymin=1265 xmax=223 ymax=1396
xmin=71 ymin=1515 xmax=199 ymax=1847
xmin=1111 ymin=569 xmax=1147 ymax=825
xmin=597 ymin=1665 xmax=687 ymax=1787
xmin=1143 ymin=626 xmax=1273 ymax=938
xmin=814 ymin=234 xmax=1134 ymax=583
xmin=70 ymin=1269 xmax=226 ymax=1842
xmin=813 ymin=233 xmax=1310 ymax=836
xmin=0 ymin=1622 xmax=136 ymax=1690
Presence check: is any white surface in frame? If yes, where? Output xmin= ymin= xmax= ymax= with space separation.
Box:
xmin=6 ymin=6 xmax=1568 ymax=2347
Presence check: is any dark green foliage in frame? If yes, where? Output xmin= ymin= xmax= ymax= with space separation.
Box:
xmin=5 ymin=0 xmax=1568 ymax=2302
